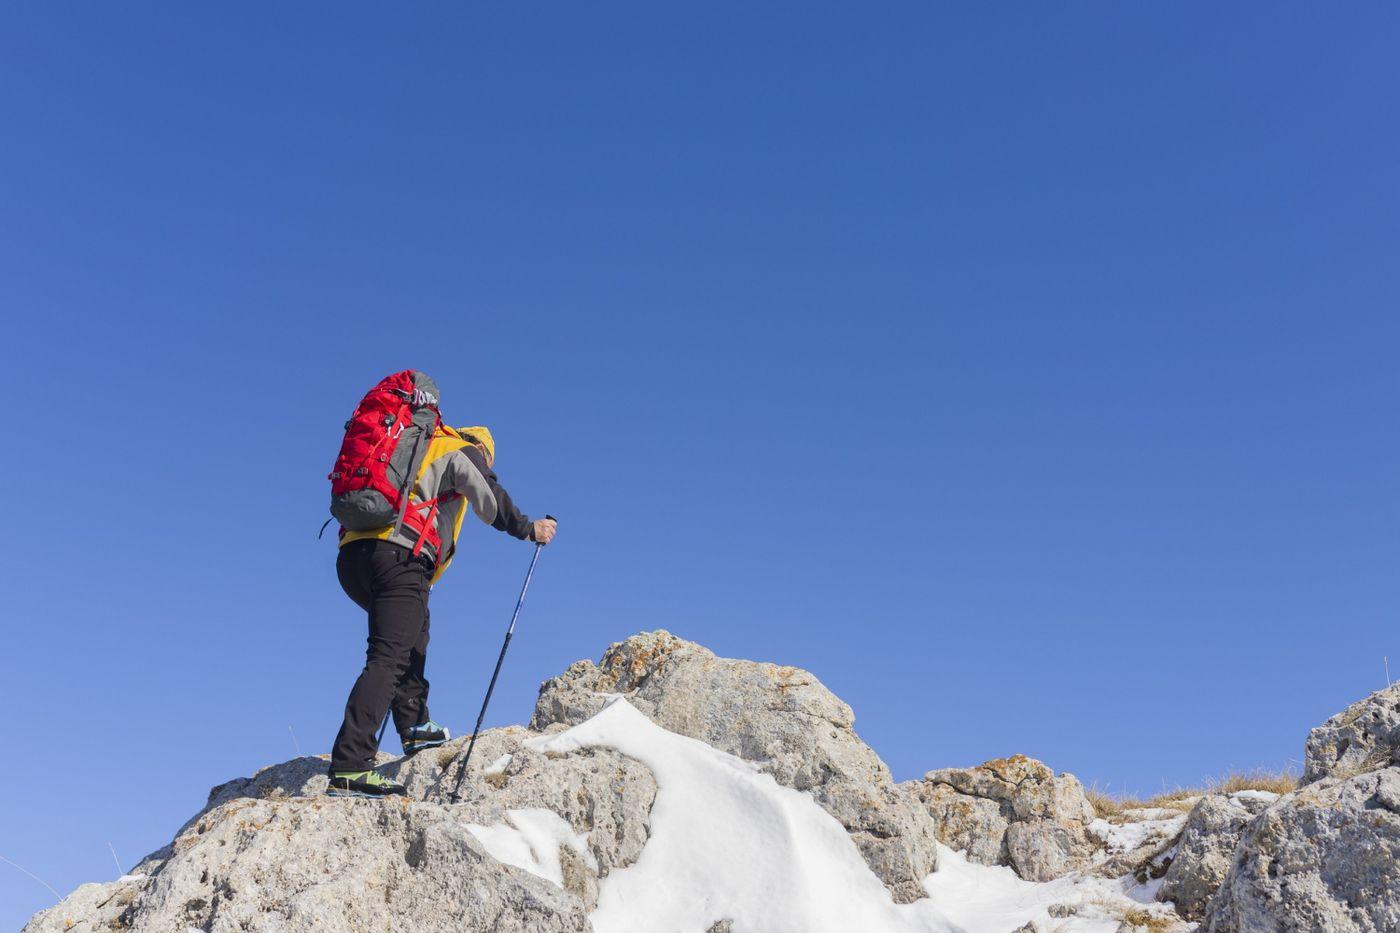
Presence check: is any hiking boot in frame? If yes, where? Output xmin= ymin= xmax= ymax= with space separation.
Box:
xmin=401 ymin=720 xmax=450 ymax=756
xmin=327 ymin=770 xmax=407 ymax=798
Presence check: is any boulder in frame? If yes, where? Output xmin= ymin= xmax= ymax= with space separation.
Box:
xmin=902 ymin=754 xmax=1098 ymax=881
xmin=903 ymin=779 xmax=1008 ymax=866
xmin=530 ymin=630 xmax=939 ymax=902
xmin=24 ymin=797 xmax=591 ymax=933
xmin=1203 ymin=767 xmax=1400 ymax=932
xmin=26 ymin=726 xmax=656 ymax=931
xmin=1156 ymin=791 xmax=1276 ymax=921
xmin=1304 ymin=682 xmax=1400 ymax=783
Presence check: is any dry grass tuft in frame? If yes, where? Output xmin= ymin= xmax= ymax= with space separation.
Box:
xmin=1088 ymin=768 xmax=1299 ymax=820
xmin=1085 ymin=785 xmax=1127 ymax=819
xmin=1209 ymin=769 xmax=1299 ymax=796
xmin=1117 ymin=905 xmax=1180 ymax=932
xmin=1085 ymin=896 xmax=1185 ymax=931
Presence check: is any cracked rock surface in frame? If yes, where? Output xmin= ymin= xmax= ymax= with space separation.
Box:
xmin=1204 ymin=767 xmax=1400 ymax=932
xmin=902 ymin=755 xmax=1098 ymax=881
xmin=1304 ymin=682 xmax=1400 ymax=783
xmin=1156 ymin=791 xmax=1275 ymax=921
xmin=531 ymin=630 xmax=940 ymax=903
xmin=25 ymin=796 xmax=592 ymax=933
xmin=24 ymin=725 xmax=655 ymax=933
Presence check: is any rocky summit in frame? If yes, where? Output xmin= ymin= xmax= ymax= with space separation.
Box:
xmin=25 ymin=632 xmax=1400 ymax=932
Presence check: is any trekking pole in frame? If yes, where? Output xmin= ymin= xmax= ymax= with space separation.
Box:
xmin=449 ymin=516 xmax=554 ymax=802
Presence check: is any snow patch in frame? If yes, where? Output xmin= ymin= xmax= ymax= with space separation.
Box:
xmin=921 ymin=846 xmax=1125 ymax=933
xmin=483 ymin=753 xmax=513 ymax=776
xmin=1088 ymin=814 xmax=1188 ymax=855
xmin=465 ymin=808 xmax=596 ymax=888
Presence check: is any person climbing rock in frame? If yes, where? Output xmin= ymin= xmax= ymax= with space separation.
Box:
xmin=323 ymin=371 xmax=556 ymax=798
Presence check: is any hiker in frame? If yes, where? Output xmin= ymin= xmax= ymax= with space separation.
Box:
xmin=325 ymin=372 xmax=556 ymax=798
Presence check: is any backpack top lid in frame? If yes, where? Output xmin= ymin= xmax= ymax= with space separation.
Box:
xmin=400 ymin=370 xmax=441 ymax=410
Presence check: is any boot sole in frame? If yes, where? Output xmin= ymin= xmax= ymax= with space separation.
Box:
xmin=325 ymin=788 xmax=405 ymax=799
xmin=402 ymin=738 xmax=447 ymax=756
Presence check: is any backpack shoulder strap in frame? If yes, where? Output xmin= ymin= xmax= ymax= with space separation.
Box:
xmin=390 ymin=415 xmax=440 ymax=537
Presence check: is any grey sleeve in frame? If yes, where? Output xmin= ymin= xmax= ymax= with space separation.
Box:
xmin=441 ymin=449 xmax=499 ymax=525
xmin=458 ymin=446 xmax=534 ymax=540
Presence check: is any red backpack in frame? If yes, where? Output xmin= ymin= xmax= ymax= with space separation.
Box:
xmin=328 ymin=370 xmax=442 ymax=533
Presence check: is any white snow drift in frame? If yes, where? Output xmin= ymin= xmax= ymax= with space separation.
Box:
xmin=457 ymin=697 xmax=1161 ymax=932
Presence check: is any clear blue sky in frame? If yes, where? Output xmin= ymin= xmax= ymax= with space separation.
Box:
xmin=2 ymin=3 xmax=1396 ymax=925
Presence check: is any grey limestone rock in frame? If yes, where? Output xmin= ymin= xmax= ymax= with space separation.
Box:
xmin=1304 ymin=682 xmax=1400 ymax=784
xmin=902 ymin=754 xmax=1098 ymax=881
xmin=1156 ymin=791 xmax=1275 ymax=921
xmin=903 ymin=778 xmax=1009 ymax=865
xmin=24 ymin=797 xmax=591 ymax=933
xmin=26 ymin=727 xmax=655 ymax=930
xmin=530 ymin=629 xmax=940 ymax=903
xmin=1005 ymin=817 xmax=1092 ymax=882
xmin=20 ymin=874 xmax=148 ymax=933
xmin=405 ymin=729 xmax=658 ymax=907
xmin=1203 ymin=767 xmax=1400 ymax=932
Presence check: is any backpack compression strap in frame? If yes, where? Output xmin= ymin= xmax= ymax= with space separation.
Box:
xmin=406 ymin=492 xmax=461 ymax=562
